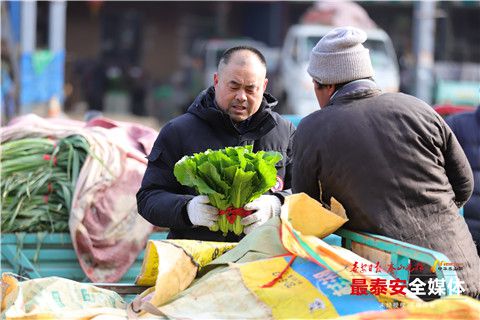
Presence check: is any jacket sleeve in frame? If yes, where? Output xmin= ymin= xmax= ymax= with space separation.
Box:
xmin=442 ymin=120 xmax=474 ymax=207
xmin=136 ymin=122 xmax=194 ymax=229
xmin=272 ymin=122 xmax=295 ymax=202
xmin=291 ymin=120 xmax=321 ymax=201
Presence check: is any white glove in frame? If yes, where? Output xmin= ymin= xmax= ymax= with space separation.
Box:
xmin=241 ymin=195 xmax=282 ymax=234
xmin=187 ymin=195 xmax=219 ymax=228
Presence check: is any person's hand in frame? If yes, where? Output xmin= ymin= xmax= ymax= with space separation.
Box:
xmin=241 ymin=195 xmax=282 ymax=234
xmin=187 ymin=195 xmax=219 ymax=228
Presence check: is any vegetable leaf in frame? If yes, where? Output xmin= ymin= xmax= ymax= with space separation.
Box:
xmin=174 ymin=146 xmax=282 ymax=209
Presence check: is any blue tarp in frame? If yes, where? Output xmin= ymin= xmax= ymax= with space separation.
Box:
xmin=20 ymin=50 xmax=65 ymax=107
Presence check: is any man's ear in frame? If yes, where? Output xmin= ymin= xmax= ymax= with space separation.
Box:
xmin=213 ymin=73 xmax=219 ymax=86
xmin=263 ymin=78 xmax=268 ymax=91
xmin=326 ymin=84 xmax=336 ymax=96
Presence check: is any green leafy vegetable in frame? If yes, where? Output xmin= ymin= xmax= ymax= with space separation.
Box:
xmin=174 ymin=145 xmax=282 ymax=235
xmin=1 ymin=135 xmax=90 ymax=233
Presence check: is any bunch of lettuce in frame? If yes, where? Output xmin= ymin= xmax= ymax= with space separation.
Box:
xmin=174 ymin=145 xmax=282 ymax=210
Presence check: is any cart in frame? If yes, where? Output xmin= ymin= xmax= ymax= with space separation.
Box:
xmin=1 ymin=228 xmax=459 ymax=298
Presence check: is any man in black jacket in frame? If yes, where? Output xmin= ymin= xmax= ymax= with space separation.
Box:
xmin=446 ymin=107 xmax=480 ymax=256
xmin=137 ymin=46 xmax=295 ymax=242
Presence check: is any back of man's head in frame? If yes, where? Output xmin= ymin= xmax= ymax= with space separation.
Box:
xmin=307 ymin=26 xmax=374 ymax=85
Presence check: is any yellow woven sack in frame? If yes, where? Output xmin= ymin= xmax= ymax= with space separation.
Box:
xmin=282 ymin=192 xmax=348 ymax=238
xmin=1 ymin=273 xmax=126 ymax=320
xmin=130 ymin=239 xmax=236 ymax=318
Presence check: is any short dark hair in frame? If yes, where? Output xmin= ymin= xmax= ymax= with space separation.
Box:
xmin=314 ymin=79 xmax=370 ymax=90
xmin=313 ymin=80 xmax=347 ymax=90
xmin=218 ymin=46 xmax=267 ymax=68
xmin=313 ymin=80 xmax=329 ymax=90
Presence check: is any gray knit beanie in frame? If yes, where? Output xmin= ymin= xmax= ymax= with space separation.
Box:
xmin=307 ymin=26 xmax=374 ymax=85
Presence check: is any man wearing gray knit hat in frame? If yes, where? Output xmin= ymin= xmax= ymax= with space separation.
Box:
xmin=307 ymin=26 xmax=374 ymax=85
xmin=293 ymin=26 xmax=480 ymax=298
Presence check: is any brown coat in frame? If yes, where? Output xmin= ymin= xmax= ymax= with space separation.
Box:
xmin=292 ymin=79 xmax=479 ymax=297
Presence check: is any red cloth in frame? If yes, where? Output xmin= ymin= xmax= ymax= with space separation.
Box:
xmin=219 ymin=207 xmax=253 ymax=224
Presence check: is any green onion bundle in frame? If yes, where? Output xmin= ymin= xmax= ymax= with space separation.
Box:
xmin=1 ymin=135 xmax=90 ymax=233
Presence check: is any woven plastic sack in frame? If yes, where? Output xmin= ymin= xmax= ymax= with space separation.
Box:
xmin=283 ymin=192 xmax=348 ymax=238
xmin=0 ymin=273 xmax=126 ymax=319
xmin=129 ymin=239 xmax=236 ymax=318
xmin=127 ymin=217 xmax=420 ymax=318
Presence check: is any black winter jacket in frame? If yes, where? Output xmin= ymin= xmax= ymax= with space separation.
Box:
xmin=137 ymin=87 xmax=295 ymax=241
xmin=446 ymin=107 xmax=480 ymax=253
xmin=293 ymin=79 xmax=479 ymax=297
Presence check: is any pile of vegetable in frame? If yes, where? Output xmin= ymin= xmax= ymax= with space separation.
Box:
xmin=1 ymin=135 xmax=90 ymax=233
xmin=174 ymin=145 xmax=282 ymax=235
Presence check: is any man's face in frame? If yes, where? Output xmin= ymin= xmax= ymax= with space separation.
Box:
xmin=214 ymin=51 xmax=268 ymax=123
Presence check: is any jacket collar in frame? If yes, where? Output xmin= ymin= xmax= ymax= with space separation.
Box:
xmin=187 ymin=86 xmax=278 ymax=138
xmin=327 ymin=79 xmax=382 ymax=107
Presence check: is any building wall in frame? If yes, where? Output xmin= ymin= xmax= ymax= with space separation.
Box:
xmin=63 ymin=1 xmax=479 ymax=111
xmin=64 ymin=1 xmax=297 ymax=87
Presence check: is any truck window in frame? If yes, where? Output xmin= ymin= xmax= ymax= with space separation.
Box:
xmin=363 ymin=40 xmax=393 ymax=69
